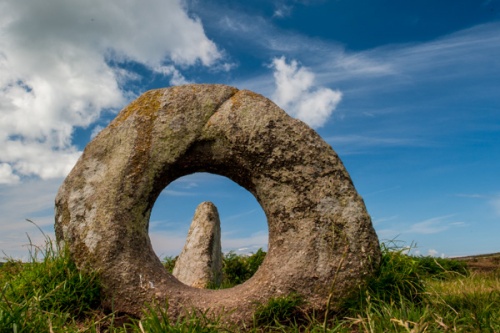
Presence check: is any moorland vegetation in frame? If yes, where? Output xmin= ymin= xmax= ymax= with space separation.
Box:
xmin=1 ymin=233 xmax=498 ymax=332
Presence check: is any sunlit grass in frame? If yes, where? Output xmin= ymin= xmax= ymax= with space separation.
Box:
xmin=425 ymin=271 xmax=500 ymax=332
xmin=1 ymin=229 xmax=499 ymax=332
xmin=428 ymin=270 xmax=500 ymax=296
xmin=0 ymin=222 xmax=101 ymax=332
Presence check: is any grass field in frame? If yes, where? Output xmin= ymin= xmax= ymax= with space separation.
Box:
xmin=1 ymin=238 xmax=498 ymax=332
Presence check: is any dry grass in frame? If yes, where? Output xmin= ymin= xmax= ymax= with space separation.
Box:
xmin=455 ymin=252 xmax=500 ymax=273
xmin=428 ymin=271 xmax=500 ymax=296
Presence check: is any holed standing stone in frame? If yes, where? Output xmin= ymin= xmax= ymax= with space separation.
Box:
xmin=55 ymin=84 xmax=381 ymax=324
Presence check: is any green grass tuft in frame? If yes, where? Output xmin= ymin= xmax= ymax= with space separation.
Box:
xmin=253 ymin=293 xmax=304 ymax=327
xmin=0 ymin=221 xmax=101 ymax=332
xmin=127 ymin=301 xmax=222 ymax=333
xmin=2 ymin=232 xmax=499 ymax=332
xmin=343 ymin=242 xmax=427 ymax=313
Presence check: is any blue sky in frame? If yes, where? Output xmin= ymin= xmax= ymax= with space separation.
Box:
xmin=0 ymin=0 xmax=499 ymax=259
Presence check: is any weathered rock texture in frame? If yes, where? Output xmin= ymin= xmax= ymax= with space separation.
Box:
xmin=173 ymin=201 xmax=223 ymax=288
xmin=55 ymin=84 xmax=381 ymax=324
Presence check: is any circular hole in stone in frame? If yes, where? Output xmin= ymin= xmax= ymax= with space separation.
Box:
xmin=149 ymin=172 xmax=268 ymax=289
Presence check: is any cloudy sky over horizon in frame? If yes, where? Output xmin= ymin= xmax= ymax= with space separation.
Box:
xmin=1 ymin=0 xmax=499 ymax=259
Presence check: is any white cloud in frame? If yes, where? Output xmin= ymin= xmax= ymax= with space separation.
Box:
xmin=331 ymin=53 xmax=395 ymax=78
xmin=0 ymin=164 xmax=20 ymax=184
xmin=318 ymin=23 xmax=500 ymax=91
xmin=0 ymin=178 xmax=61 ymax=259
xmin=325 ymin=134 xmax=427 ymax=155
xmin=372 ymin=215 xmax=399 ymax=225
xmin=455 ymin=193 xmax=500 ymax=218
xmin=273 ymin=4 xmax=293 ymax=18
xmin=159 ymin=190 xmax=199 ymax=197
xmin=490 ymin=196 xmax=500 ymax=216
xmin=271 ymin=56 xmax=342 ymax=128
xmin=408 ymin=216 xmax=453 ymax=234
xmin=90 ymin=125 xmax=104 ymax=140
xmin=427 ymin=249 xmax=446 ymax=258
xmin=154 ymin=65 xmax=190 ymax=86
xmin=427 ymin=249 xmax=439 ymax=257
xmin=149 ymin=230 xmax=190 ymax=259
xmin=376 ymin=215 xmax=463 ymax=242
xmin=0 ymin=0 xmax=221 ymax=182
xmin=222 ymin=230 xmax=268 ymax=253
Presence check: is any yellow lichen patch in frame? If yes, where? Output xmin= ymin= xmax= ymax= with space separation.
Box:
xmin=228 ymin=90 xmax=261 ymax=112
xmin=110 ymin=91 xmax=162 ymax=196
xmin=111 ymin=89 xmax=165 ymax=127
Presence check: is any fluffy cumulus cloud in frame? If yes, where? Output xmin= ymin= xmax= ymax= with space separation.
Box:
xmin=0 ymin=163 xmax=20 ymax=184
xmin=0 ymin=0 xmax=221 ymax=184
xmin=271 ymin=56 xmax=342 ymax=128
xmin=154 ymin=65 xmax=191 ymax=86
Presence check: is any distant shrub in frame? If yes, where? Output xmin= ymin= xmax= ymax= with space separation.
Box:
xmin=415 ymin=256 xmax=469 ymax=279
xmin=162 ymin=255 xmax=177 ymax=274
xmin=162 ymin=249 xmax=266 ymax=288
xmin=222 ymin=248 xmax=266 ymax=287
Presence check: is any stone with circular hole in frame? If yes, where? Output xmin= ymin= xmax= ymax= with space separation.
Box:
xmin=55 ymin=84 xmax=381 ymax=324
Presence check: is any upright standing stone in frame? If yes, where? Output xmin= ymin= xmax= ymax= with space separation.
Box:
xmin=173 ymin=201 xmax=223 ymax=288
